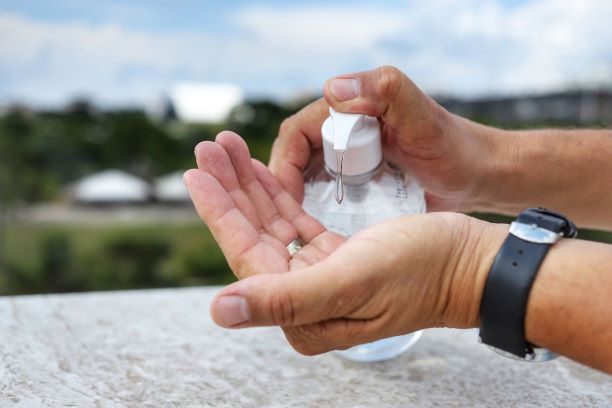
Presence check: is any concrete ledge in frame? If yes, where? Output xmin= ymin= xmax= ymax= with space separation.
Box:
xmin=1 ymin=287 xmax=610 ymax=407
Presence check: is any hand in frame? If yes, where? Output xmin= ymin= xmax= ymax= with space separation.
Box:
xmin=184 ymin=131 xmax=506 ymax=355
xmin=184 ymin=131 xmax=345 ymax=278
xmin=269 ymin=65 xmax=500 ymax=212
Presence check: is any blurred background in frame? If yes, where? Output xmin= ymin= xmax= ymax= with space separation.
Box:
xmin=1 ymin=0 xmax=611 ymax=295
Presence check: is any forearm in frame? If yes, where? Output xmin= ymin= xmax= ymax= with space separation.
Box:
xmin=463 ymin=118 xmax=612 ymax=230
xmin=464 ymin=221 xmax=612 ymax=373
xmin=525 ymin=237 xmax=612 ymax=373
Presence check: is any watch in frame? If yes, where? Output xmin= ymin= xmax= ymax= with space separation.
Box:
xmin=479 ymin=208 xmax=577 ymax=361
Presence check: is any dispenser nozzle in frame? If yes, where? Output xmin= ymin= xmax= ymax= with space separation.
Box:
xmin=329 ymin=107 xmax=364 ymax=151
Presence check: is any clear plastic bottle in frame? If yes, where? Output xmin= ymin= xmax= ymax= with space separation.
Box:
xmin=301 ymin=108 xmax=426 ymax=362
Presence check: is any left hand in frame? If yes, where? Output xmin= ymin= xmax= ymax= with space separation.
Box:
xmin=184 ymin=131 xmax=505 ymax=355
xmin=184 ymin=131 xmax=346 ymax=279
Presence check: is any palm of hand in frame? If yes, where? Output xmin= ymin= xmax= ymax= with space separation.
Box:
xmin=184 ymin=131 xmax=345 ymax=280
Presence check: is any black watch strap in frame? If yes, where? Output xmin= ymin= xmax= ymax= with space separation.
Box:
xmin=479 ymin=208 xmax=577 ymax=359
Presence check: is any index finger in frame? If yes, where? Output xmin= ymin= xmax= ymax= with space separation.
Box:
xmin=268 ymin=98 xmax=329 ymax=203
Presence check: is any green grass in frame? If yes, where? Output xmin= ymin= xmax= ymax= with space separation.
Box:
xmin=6 ymin=223 xmax=216 ymax=265
xmin=1 ymin=222 xmax=235 ymax=295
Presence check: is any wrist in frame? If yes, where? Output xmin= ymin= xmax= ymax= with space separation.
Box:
xmin=442 ymin=217 xmax=507 ymax=328
xmin=453 ymin=116 xmax=522 ymax=214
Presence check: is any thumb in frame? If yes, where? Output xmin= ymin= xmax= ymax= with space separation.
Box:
xmin=323 ymin=65 xmax=430 ymax=130
xmin=210 ymin=260 xmax=360 ymax=328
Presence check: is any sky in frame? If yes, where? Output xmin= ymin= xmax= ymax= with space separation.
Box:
xmin=1 ymin=0 xmax=611 ymax=108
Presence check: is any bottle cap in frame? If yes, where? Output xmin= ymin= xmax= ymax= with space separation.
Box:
xmin=322 ymin=107 xmax=382 ymax=176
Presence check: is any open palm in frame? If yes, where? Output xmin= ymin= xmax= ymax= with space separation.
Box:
xmin=184 ymin=131 xmax=345 ymax=279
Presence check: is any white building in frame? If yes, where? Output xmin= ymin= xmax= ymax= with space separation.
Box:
xmin=148 ymin=82 xmax=244 ymax=124
xmin=154 ymin=171 xmax=191 ymax=203
xmin=72 ymin=169 xmax=150 ymax=204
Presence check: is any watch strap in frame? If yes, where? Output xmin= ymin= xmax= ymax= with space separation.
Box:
xmin=479 ymin=208 xmax=577 ymax=359
xmin=479 ymin=233 xmax=551 ymax=357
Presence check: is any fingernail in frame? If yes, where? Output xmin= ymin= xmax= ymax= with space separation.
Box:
xmin=329 ymin=78 xmax=359 ymax=101
xmin=214 ymin=296 xmax=250 ymax=327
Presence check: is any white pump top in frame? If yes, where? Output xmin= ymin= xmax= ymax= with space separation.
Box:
xmin=322 ymin=107 xmax=382 ymax=176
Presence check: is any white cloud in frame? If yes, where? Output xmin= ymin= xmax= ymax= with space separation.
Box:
xmin=0 ymin=0 xmax=611 ymax=108
xmin=386 ymin=0 xmax=612 ymax=96
xmin=232 ymin=6 xmax=404 ymax=54
xmin=229 ymin=0 xmax=612 ymax=97
xmin=0 ymin=12 xmax=213 ymax=106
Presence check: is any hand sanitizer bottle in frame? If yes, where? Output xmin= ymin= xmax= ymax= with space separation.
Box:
xmin=302 ymin=107 xmax=426 ymax=362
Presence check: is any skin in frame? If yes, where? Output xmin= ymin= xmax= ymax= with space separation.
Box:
xmin=270 ymin=67 xmax=612 ymax=228
xmin=184 ymin=66 xmax=612 ymax=374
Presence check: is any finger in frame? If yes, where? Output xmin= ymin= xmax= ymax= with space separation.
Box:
xmin=183 ymin=169 xmax=288 ymax=275
xmin=194 ymin=141 xmax=263 ymax=231
xmin=214 ymin=131 xmax=257 ymax=185
xmin=252 ymin=159 xmax=325 ymax=243
xmin=216 ymin=131 xmax=298 ymax=245
xmin=210 ymin=246 xmax=373 ymax=328
xmin=323 ymin=66 xmax=431 ymax=136
xmin=268 ymin=98 xmax=329 ymax=202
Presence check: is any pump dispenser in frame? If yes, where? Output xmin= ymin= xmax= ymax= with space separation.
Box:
xmin=302 ymin=107 xmax=427 ymax=362
xmin=323 ymin=108 xmax=384 ymax=203
xmin=329 ymin=108 xmax=361 ymax=151
xmin=322 ymin=108 xmax=382 ymax=177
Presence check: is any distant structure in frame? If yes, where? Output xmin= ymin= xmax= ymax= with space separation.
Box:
xmin=154 ymin=171 xmax=191 ymax=203
xmin=437 ymin=90 xmax=612 ymax=126
xmin=71 ymin=170 xmax=150 ymax=204
xmin=147 ymin=82 xmax=244 ymax=124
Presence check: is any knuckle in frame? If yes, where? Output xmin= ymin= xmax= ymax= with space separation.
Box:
xmin=270 ymin=118 xmax=293 ymax=167
xmin=267 ymin=290 xmax=296 ymax=326
xmin=278 ymin=116 xmax=295 ymax=138
xmin=376 ymin=65 xmax=404 ymax=101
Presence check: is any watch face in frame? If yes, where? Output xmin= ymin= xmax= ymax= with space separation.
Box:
xmin=509 ymin=221 xmax=562 ymax=244
xmin=486 ymin=345 xmax=558 ymax=362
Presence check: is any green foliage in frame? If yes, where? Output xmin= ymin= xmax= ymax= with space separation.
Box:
xmin=0 ymin=110 xmax=56 ymax=203
xmin=85 ymin=233 xmax=171 ymax=290
xmin=2 ymin=223 xmax=233 ymax=295
xmin=4 ymin=232 xmax=77 ymax=294
xmin=0 ymin=99 xmax=305 ymax=204
xmin=40 ymin=233 xmax=75 ymax=292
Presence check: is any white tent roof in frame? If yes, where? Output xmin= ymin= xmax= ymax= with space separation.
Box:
xmin=169 ymin=82 xmax=243 ymax=123
xmin=154 ymin=171 xmax=190 ymax=202
xmin=73 ymin=169 xmax=150 ymax=203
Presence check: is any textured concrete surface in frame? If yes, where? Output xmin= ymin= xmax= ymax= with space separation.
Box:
xmin=1 ymin=287 xmax=610 ymax=407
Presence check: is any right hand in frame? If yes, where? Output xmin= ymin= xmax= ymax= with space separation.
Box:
xmin=269 ymin=66 xmax=500 ymax=212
